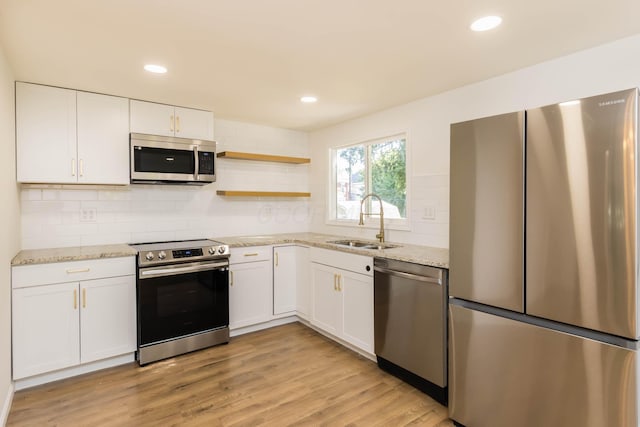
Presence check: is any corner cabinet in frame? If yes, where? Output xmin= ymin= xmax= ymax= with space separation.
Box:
xmin=130 ymin=99 xmax=214 ymax=140
xmin=11 ymin=257 xmax=136 ymax=380
xmin=310 ymin=247 xmax=374 ymax=354
xmin=16 ymin=82 xmax=129 ymax=185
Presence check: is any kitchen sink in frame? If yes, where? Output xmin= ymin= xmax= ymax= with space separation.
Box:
xmin=328 ymin=239 xmax=401 ymax=250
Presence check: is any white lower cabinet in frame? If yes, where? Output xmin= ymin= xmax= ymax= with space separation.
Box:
xmin=80 ymin=276 xmax=137 ymax=364
xmin=12 ymin=282 xmax=81 ymax=379
xmin=229 ymin=247 xmax=272 ymax=329
xmin=295 ymin=246 xmax=311 ymax=320
xmin=273 ymin=245 xmax=298 ymax=315
xmin=12 ymin=257 xmax=136 ymax=380
xmin=310 ymin=248 xmax=374 ymax=354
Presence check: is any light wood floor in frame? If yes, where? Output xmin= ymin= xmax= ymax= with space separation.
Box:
xmin=7 ymin=322 xmax=453 ymax=426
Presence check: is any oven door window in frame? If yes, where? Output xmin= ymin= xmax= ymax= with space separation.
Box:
xmin=138 ymin=269 xmax=229 ymax=345
xmin=133 ymin=146 xmax=195 ymax=174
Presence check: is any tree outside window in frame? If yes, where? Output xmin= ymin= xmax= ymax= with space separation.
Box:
xmin=334 ymin=136 xmax=406 ymax=221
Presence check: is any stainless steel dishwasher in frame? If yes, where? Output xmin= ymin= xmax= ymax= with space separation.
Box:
xmin=374 ymin=257 xmax=448 ymax=405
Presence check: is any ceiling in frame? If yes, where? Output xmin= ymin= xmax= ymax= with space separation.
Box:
xmin=0 ymin=1 xmax=639 ymax=131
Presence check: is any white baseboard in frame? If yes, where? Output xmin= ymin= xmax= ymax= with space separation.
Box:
xmin=0 ymin=382 xmax=14 ymax=427
xmin=230 ymin=316 xmax=298 ymax=337
xmin=303 ymin=321 xmax=376 ymax=362
xmin=14 ymin=353 xmax=135 ymax=391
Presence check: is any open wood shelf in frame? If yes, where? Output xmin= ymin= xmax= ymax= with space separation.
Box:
xmin=216 ymin=190 xmax=311 ymax=198
xmin=216 ymin=151 xmax=310 ymax=164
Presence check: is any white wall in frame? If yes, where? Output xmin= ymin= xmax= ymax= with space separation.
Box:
xmin=309 ymin=34 xmax=640 ymax=248
xmin=0 ymin=42 xmax=20 ymax=423
xmin=21 ymin=118 xmax=310 ymax=249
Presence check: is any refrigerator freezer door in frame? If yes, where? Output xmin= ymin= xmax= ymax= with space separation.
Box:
xmin=527 ymin=88 xmax=639 ymax=339
xmin=449 ymin=304 xmax=639 ymax=427
xmin=450 ymin=112 xmax=524 ymax=312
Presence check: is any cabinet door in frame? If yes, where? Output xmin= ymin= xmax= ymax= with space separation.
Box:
xmin=341 ymin=270 xmax=374 ymax=353
xmin=16 ymin=82 xmax=77 ymax=183
xmin=130 ymin=100 xmax=175 ymax=137
xmin=80 ymin=275 xmax=136 ymax=364
xmin=174 ymin=106 xmax=214 ymax=140
xmin=296 ymin=246 xmax=311 ymax=319
xmin=273 ymin=246 xmax=297 ymax=315
xmin=77 ymin=92 xmax=130 ymax=185
xmin=229 ymin=261 xmax=272 ymax=329
xmin=311 ymin=263 xmax=342 ymax=335
xmin=12 ymin=282 xmax=80 ymax=379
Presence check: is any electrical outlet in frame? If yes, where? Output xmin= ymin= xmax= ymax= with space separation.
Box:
xmin=80 ymin=208 xmax=97 ymax=223
xmin=422 ymin=206 xmax=436 ymax=220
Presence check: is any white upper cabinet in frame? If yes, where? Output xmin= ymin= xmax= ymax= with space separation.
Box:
xmin=130 ymin=100 xmax=214 ymax=140
xmin=16 ymin=83 xmax=77 ymax=183
xmin=174 ymin=106 xmax=214 ymax=140
xmin=76 ymin=92 xmax=129 ymax=184
xmin=16 ymin=82 xmax=129 ymax=185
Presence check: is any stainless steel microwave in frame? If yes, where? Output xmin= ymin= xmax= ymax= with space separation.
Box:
xmin=130 ymin=133 xmax=216 ymax=185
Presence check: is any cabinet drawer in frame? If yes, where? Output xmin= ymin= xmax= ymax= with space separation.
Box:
xmin=229 ymin=246 xmax=272 ymax=264
xmin=12 ymin=257 xmax=135 ymax=289
xmin=310 ymin=247 xmax=373 ymax=276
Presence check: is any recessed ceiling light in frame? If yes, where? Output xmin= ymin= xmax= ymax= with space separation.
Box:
xmin=470 ymin=16 xmax=502 ymax=32
xmin=144 ymin=64 xmax=167 ymax=74
xmin=300 ymin=96 xmax=317 ymax=103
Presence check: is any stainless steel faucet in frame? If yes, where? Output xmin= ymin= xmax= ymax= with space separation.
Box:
xmin=358 ymin=193 xmax=385 ymax=243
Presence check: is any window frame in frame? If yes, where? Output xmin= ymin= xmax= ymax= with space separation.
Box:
xmin=327 ymin=133 xmax=410 ymax=231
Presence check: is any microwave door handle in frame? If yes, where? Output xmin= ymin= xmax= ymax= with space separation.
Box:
xmin=194 ymin=146 xmax=199 ymax=181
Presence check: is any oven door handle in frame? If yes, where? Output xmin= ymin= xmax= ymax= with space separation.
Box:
xmin=139 ymin=261 xmax=228 ymax=279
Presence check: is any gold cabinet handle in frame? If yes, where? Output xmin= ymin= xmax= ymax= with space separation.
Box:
xmin=275 ymin=252 xmax=279 ymax=267
xmin=244 ymin=253 xmax=259 ymax=257
xmin=333 ymin=274 xmax=337 ymax=291
xmin=176 ymin=116 xmax=180 ymax=132
xmin=71 ymin=158 xmax=76 ymax=176
xmin=66 ymin=268 xmax=90 ymax=274
xmin=73 ymin=289 xmax=77 ymax=309
xmin=170 ymin=115 xmax=174 ymax=132
xmin=337 ymin=274 xmax=342 ymax=292
xmin=82 ymin=288 xmax=86 ymax=308
xmin=230 ymin=270 xmax=234 ymax=286
xmin=79 ymin=159 xmax=84 ymax=177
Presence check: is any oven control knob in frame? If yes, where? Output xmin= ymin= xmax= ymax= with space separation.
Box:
xmin=158 ymin=251 xmax=166 ymax=260
xmin=145 ymin=252 xmax=155 ymax=261
xmin=208 ymin=247 xmax=215 ymax=255
xmin=218 ymin=246 xmax=226 ymax=254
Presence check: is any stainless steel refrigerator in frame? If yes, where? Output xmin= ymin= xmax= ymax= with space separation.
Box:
xmin=449 ymin=88 xmax=640 ymax=427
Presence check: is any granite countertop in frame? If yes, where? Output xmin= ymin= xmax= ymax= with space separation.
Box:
xmin=12 ymin=244 xmax=138 ymax=266
xmin=11 ymin=233 xmax=448 ymax=269
xmin=214 ymin=232 xmax=449 ymax=269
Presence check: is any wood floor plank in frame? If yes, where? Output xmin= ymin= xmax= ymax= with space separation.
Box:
xmin=7 ymin=322 xmax=454 ymax=427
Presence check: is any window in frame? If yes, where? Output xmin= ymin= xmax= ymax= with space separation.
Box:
xmin=331 ymin=134 xmax=407 ymax=226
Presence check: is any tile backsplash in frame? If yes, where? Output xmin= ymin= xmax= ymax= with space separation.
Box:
xmin=21 ymin=185 xmax=311 ymax=249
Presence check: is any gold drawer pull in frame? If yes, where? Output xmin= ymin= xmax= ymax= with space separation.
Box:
xmin=73 ymin=289 xmax=77 ymax=309
xmin=66 ymin=268 xmax=90 ymax=274
xmin=243 ymin=253 xmax=259 ymax=257
xmin=82 ymin=288 xmax=86 ymax=308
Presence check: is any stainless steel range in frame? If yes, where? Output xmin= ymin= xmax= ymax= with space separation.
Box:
xmin=130 ymin=239 xmax=230 ymax=365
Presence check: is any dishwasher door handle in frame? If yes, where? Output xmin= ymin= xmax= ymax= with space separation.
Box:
xmin=373 ymin=266 xmax=442 ymax=285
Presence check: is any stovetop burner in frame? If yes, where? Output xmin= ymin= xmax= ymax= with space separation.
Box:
xmin=130 ymin=239 xmax=230 ymax=267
